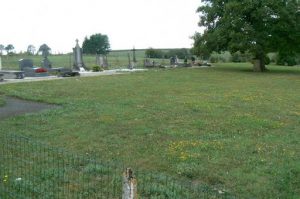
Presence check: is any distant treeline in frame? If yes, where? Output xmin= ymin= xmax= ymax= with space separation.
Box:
xmin=145 ymin=48 xmax=192 ymax=59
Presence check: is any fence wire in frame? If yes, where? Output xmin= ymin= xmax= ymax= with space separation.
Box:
xmin=0 ymin=133 xmax=234 ymax=199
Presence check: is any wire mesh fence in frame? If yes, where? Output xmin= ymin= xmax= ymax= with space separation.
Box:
xmin=0 ymin=133 xmax=234 ymax=199
xmin=0 ymin=50 xmax=148 ymax=71
xmin=0 ymin=50 xmax=186 ymax=72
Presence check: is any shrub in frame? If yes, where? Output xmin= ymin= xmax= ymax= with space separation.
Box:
xmin=276 ymin=52 xmax=297 ymax=66
xmin=145 ymin=48 xmax=164 ymax=58
xmin=231 ymin=52 xmax=240 ymax=62
xmin=267 ymin=52 xmax=278 ymax=63
xmin=208 ymin=51 xmax=232 ymax=63
xmin=209 ymin=52 xmax=219 ymax=63
xmin=92 ymin=65 xmax=103 ymax=72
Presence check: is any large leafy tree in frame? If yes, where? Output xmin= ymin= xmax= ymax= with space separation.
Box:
xmin=27 ymin=45 xmax=36 ymax=55
xmin=82 ymin=33 xmax=110 ymax=55
xmin=193 ymin=0 xmax=300 ymax=71
xmin=38 ymin=44 xmax=51 ymax=57
xmin=5 ymin=44 xmax=14 ymax=54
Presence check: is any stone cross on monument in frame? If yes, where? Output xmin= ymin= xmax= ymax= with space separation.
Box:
xmin=73 ymin=39 xmax=87 ymax=71
xmin=132 ymin=46 xmax=136 ymax=63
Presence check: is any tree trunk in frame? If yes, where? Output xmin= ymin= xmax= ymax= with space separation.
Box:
xmin=252 ymin=57 xmax=267 ymax=72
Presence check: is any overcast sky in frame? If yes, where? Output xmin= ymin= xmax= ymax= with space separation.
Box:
xmin=1 ymin=0 xmax=202 ymax=53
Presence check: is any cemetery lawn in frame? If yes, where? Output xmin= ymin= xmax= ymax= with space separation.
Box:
xmin=0 ymin=95 xmax=5 ymax=107
xmin=0 ymin=63 xmax=299 ymax=198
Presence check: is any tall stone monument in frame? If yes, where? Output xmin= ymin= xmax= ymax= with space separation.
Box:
xmin=73 ymin=39 xmax=87 ymax=71
xmin=132 ymin=46 xmax=137 ymax=63
xmin=128 ymin=53 xmax=134 ymax=69
xmin=0 ymin=56 xmax=2 ymax=71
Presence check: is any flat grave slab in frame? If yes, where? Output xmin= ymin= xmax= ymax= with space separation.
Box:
xmin=0 ymin=70 xmax=25 ymax=79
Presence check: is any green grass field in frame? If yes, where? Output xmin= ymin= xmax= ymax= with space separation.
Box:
xmin=0 ymin=96 xmax=5 ymax=107
xmin=0 ymin=63 xmax=299 ymax=198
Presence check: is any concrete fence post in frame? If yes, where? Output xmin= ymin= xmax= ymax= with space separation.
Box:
xmin=122 ymin=168 xmax=137 ymax=199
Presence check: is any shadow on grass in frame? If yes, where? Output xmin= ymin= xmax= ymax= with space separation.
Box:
xmin=265 ymin=67 xmax=300 ymax=76
xmin=213 ymin=63 xmax=300 ymax=76
xmin=0 ymin=96 xmax=59 ymax=119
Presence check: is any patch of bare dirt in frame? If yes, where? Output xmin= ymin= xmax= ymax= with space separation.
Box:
xmin=0 ymin=97 xmax=59 ymax=119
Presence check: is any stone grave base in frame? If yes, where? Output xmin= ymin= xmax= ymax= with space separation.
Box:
xmin=0 ymin=71 xmax=25 ymax=79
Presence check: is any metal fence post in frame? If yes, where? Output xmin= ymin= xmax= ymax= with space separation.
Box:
xmin=122 ymin=168 xmax=137 ymax=199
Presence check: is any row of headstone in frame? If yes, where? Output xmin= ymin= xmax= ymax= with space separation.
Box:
xmin=144 ymin=59 xmax=162 ymax=68
xmin=17 ymin=40 xmax=84 ymax=77
xmin=18 ymin=43 xmax=51 ymax=77
xmin=73 ymin=39 xmax=112 ymax=71
xmin=18 ymin=59 xmax=48 ymax=77
xmin=144 ymin=56 xmax=196 ymax=68
xmin=1 ymin=40 xmax=89 ymax=79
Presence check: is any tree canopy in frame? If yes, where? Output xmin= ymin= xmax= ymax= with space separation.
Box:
xmin=27 ymin=45 xmax=36 ymax=55
xmin=38 ymin=44 xmax=51 ymax=57
xmin=193 ymin=0 xmax=300 ymax=71
xmin=5 ymin=44 xmax=14 ymax=54
xmin=82 ymin=33 xmax=110 ymax=55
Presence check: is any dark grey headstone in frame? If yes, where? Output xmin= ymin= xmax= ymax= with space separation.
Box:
xmin=41 ymin=57 xmax=52 ymax=69
xmin=170 ymin=57 xmax=176 ymax=65
xmin=19 ymin=59 xmax=34 ymax=71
